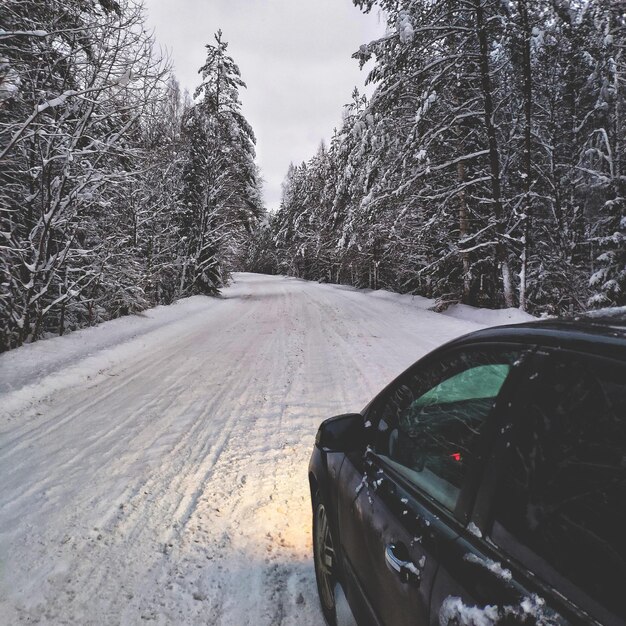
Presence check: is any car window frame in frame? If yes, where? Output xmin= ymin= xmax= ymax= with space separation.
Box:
xmin=363 ymin=341 xmax=535 ymax=525
xmin=473 ymin=348 xmax=626 ymax=626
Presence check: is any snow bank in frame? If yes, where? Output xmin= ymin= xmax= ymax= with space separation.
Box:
xmin=0 ymin=296 xmax=218 ymax=410
xmin=442 ymin=303 xmax=536 ymax=326
xmin=310 ymin=279 xmax=536 ymax=327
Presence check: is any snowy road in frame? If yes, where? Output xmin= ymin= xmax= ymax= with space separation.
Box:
xmin=0 ymin=273 xmax=496 ymax=625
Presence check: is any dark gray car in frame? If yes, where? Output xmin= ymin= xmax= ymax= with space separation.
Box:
xmin=309 ymin=317 xmax=626 ymax=626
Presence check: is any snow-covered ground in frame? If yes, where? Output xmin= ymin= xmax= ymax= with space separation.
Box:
xmin=0 ymin=273 xmax=533 ymax=625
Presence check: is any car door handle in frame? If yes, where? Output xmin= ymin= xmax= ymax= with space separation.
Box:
xmin=385 ymin=543 xmax=421 ymax=586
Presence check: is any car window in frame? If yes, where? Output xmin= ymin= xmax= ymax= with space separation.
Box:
xmin=411 ymin=364 xmax=510 ymax=409
xmin=491 ymin=353 xmax=626 ymax=621
xmin=372 ymin=348 xmax=521 ymax=511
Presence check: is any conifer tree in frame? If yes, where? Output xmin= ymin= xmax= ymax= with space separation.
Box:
xmin=180 ymin=30 xmax=261 ymax=295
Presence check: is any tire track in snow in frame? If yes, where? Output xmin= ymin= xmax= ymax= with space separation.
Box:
xmin=33 ymin=303 xmax=269 ymax=622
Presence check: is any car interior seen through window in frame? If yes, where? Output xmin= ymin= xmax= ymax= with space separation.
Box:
xmin=373 ymin=348 xmax=521 ymax=511
xmin=492 ymin=354 xmax=626 ymax=622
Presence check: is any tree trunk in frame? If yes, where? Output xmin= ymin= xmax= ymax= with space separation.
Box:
xmin=473 ymin=0 xmax=515 ymax=307
xmin=518 ymin=0 xmax=533 ymax=311
xmin=457 ymin=160 xmax=472 ymax=302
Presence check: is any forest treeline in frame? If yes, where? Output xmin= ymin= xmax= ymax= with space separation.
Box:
xmin=2 ymin=0 xmax=624 ymax=353
xmin=247 ymin=0 xmax=625 ymax=315
xmin=0 ymin=0 xmax=261 ymax=351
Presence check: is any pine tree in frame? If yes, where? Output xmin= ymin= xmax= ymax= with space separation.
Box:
xmin=180 ymin=30 xmax=261 ymax=295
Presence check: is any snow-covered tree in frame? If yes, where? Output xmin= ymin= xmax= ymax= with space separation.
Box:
xmin=0 ymin=0 xmax=170 ymax=348
xmin=260 ymin=0 xmax=625 ymax=315
xmin=0 ymin=8 xmax=262 ymax=351
xmin=179 ymin=30 xmax=261 ymax=295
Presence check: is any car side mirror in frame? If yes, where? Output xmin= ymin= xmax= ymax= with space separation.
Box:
xmin=315 ymin=413 xmax=365 ymax=452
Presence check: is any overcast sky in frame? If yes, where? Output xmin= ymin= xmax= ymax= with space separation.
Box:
xmin=142 ymin=0 xmax=385 ymax=211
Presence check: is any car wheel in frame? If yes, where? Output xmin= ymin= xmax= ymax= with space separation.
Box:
xmin=313 ymin=493 xmax=338 ymax=626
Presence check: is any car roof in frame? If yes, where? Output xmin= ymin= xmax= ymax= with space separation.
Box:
xmin=446 ymin=312 xmax=626 ymax=361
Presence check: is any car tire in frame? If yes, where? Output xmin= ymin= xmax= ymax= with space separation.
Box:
xmin=313 ymin=492 xmax=338 ymax=626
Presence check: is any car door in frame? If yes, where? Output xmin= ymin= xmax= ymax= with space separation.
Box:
xmin=431 ymin=349 xmax=626 ymax=626
xmin=336 ymin=344 xmax=530 ymax=626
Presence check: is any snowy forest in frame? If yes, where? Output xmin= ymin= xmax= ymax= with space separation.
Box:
xmin=0 ymin=0 xmax=261 ymax=351
xmin=247 ymin=0 xmax=625 ymax=316
xmin=2 ymin=0 xmax=625 ymax=353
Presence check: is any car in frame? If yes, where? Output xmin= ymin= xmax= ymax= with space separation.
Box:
xmin=309 ymin=316 xmax=626 ymax=626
